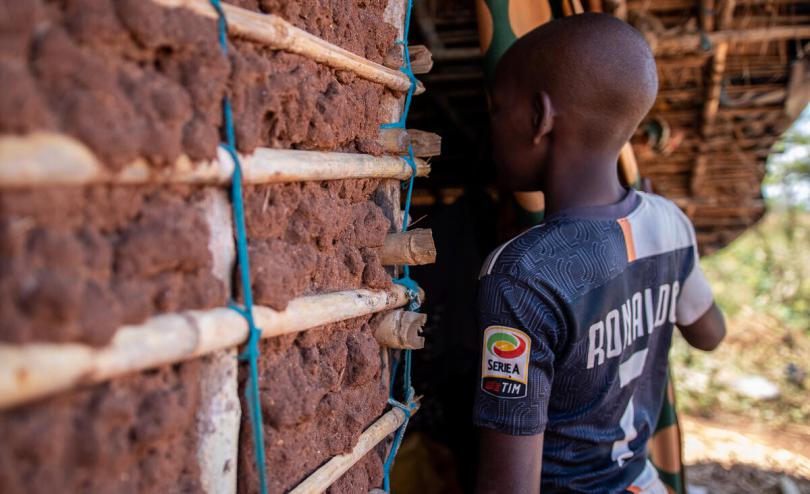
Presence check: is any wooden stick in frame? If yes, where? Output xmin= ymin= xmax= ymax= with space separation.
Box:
xmin=0 ymin=133 xmax=430 ymax=187
xmin=289 ymin=403 xmax=420 ymax=494
xmin=0 ymin=286 xmax=414 ymax=411
xmin=377 ymin=128 xmax=442 ymax=157
xmin=700 ymin=0 xmax=715 ymax=32
xmin=651 ymin=26 xmax=810 ymax=55
xmin=380 ymin=228 xmax=436 ymax=266
xmin=197 ymin=349 xmax=240 ymax=494
xmin=407 ymin=45 xmax=434 ymax=74
xmin=690 ymin=155 xmax=709 ymax=195
xmin=383 ymin=45 xmax=434 ymax=75
xmin=202 ymin=189 xmax=236 ymax=294
xmin=717 ymin=0 xmax=737 ymax=31
xmin=702 ymin=41 xmax=729 ymax=136
xmin=151 ymin=0 xmax=424 ymax=94
xmin=372 ymin=310 xmax=426 ymax=349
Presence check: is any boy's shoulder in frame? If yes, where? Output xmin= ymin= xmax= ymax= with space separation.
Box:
xmin=479 ymin=191 xmax=694 ymax=301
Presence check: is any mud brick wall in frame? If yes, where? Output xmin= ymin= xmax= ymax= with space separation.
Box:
xmin=0 ymin=185 xmax=230 ymax=492
xmin=0 ymin=0 xmax=397 ymax=169
xmin=235 ymin=178 xmax=395 ymax=493
xmin=0 ymin=0 xmax=406 ymax=491
xmin=238 ymin=316 xmax=388 ymax=493
xmin=244 ymin=180 xmax=391 ymax=310
xmin=0 ymin=186 xmax=228 ymax=346
xmin=0 ymin=361 xmax=205 ymax=493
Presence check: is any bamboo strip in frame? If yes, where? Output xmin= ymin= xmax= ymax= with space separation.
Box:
xmin=0 ymin=133 xmax=430 ymax=187
xmin=377 ymin=128 xmax=442 ymax=157
xmin=699 ymin=0 xmax=715 ymax=32
xmin=198 ymin=191 xmax=239 ymax=494
xmin=0 ymin=286 xmax=413 ymax=411
xmin=651 ymin=26 xmax=810 ymax=55
xmin=372 ymin=310 xmax=426 ymax=349
xmin=380 ymin=228 xmax=436 ymax=266
xmin=383 ymin=45 xmax=434 ymax=74
xmin=289 ymin=403 xmax=420 ymax=494
xmin=702 ymin=41 xmax=729 ymax=136
xmin=717 ymin=0 xmax=736 ymax=31
xmin=197 ymin=349 xmax=240 ymax=494
xmin=151 ymin=0 xmax=424 ymax=94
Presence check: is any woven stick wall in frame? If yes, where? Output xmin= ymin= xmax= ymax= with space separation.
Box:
xmin=629 ymin=0 xmax=810 ymax=253
xmin=405 ymin=0 xmax=810 ymax=254
xmin=0 ymin=0 xmax=437 ymax=492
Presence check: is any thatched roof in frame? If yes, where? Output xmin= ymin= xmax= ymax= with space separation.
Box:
xmin=408 ymin=0 xmax=810 ymax=254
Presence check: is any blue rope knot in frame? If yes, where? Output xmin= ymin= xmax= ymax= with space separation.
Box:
xmin=387 ymin=397 xmax=414 ymax=419
xmin=393 ymin=276 xmax=422 ymax=312
xmin=699 ymin=31 xmax=713 ymax=52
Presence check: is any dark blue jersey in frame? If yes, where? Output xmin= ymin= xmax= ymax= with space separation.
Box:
xmin=473 ymin=190 xmax=713 ymax=493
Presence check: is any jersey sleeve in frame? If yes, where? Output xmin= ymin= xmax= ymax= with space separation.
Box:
xmin=472 ymin=273 xmax=565 ymax=436
xmin=675 ymin=213 xmax=714 ymax=326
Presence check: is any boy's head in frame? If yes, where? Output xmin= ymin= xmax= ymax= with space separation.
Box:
xmin=490 ymin=13 xmax=658 ymax=190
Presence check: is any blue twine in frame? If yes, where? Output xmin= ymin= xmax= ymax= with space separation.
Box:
xmin=380 ymin=0 xmax=421 ymax=490
xmin=699 ymin=30 xmax=713 ymax=51
xmin=208 ymin=2 xmax=268 ymax=493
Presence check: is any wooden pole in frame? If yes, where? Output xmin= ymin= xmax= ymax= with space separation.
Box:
xmin=372 ymin=310 xmax=426 ymax=349
xmin=702 ymin=41 xmax=729 ymax=136
xmin=383 ymin=44 xmax=434 ymax=74
xmin=151 ymin=0 xmax=424 ymax=95
xmin=380 ymin=228 xmax=436 ymax=266
xmin=289 ymin=403 xmax=420 ymax=494
xmin=690 ymin=155 xmax=709 ymax=195
xmin=0 ymin=286 xmax=416 ymax=411
xmin=700 ymin=0 xmax=715 ymax=33
xmin=377 ymin=128 xmax=442 ymax=157
xmin=197 ymin=349 xmax=240 ymax=494
xmin=651 ymin=26 xmax=810 ymax=55
xmin=0 ymin=133 xmax=430 ymax=187
xmin=717 ymin=0 xmax=737 ymax=31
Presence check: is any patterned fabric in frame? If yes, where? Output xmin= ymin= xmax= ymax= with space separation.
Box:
xmin=649 ymin=376 xmax=686 ymax=494
xmin=473 ymin=190 xmax=713 ymax=493
xmin=475 ymin=0 xmax=561 ymax=80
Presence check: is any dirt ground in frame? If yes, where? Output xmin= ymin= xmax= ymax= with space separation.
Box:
xmin=682 ymin=414 xmax=810 ymax=493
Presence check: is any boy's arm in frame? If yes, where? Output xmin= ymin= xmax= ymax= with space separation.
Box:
xmin=475 ymin=429 xmax=544 ymax=494
xmin=674 ymin=206 xmax=726 ymax=351
xmin=473 ymin=273 xmax=562 ymax=494
xmin=678 ymin=302 xmax=725 ymax=351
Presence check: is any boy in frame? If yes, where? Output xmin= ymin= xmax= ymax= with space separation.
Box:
xmin=473 ymin=14 xmax=726 ymax=494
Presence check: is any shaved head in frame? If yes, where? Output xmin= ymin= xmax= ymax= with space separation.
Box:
xmin=494 ymin=13 xmax=658 ymax=151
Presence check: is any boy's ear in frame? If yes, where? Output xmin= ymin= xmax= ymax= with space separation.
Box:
xmin=531 ymin=91 xmax=555 ymax=145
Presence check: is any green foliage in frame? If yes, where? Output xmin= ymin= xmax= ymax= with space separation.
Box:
xmin=702 ymin=209 xmax=810 ymax=331
xmin=670 ymin=105 xmax=810 ymax=426
xmin=765 ymin=106 xmax=810 ymax=208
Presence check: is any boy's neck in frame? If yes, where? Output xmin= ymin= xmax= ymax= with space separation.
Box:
xmin=542 ymin=148 xmax=627 ymax=217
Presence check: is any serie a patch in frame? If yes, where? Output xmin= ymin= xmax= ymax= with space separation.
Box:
xmin=481 ymin=325 xmax=531 ymax=399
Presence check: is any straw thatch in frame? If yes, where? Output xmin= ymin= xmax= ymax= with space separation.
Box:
xmin=405 ymin=0 xmax=810 ymax=253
